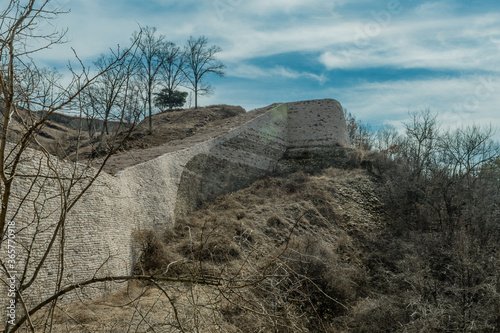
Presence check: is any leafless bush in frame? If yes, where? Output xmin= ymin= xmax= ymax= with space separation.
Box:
xmin=344 ymin=109 xmax=373 ymax=150
xmin=132 ymin=229 xmax=170 ymax=274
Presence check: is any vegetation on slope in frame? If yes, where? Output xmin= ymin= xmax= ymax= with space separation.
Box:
xmin=43 ymin=109 xmax=500 ymax=333
xmin=46 ymin=167 xmax=381 ymax=332
xmin=0 ymin=103 xmax=247 ymax=165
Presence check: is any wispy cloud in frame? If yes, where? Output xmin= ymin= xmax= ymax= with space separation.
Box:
xmin=318 ymin=14 xmax=500 ymax=72
xmin=29 ymin=0 xmax=500 ymax=134
xmin=335 ymin=75 xmax=500 ymax=132
xmin=231 ymin=64 xmax=326 ymax=83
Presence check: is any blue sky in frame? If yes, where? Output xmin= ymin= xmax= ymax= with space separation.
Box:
xmin=36 ymin=0 xmax=500 ymax=133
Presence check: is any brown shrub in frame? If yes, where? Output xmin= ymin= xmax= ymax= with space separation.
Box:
xmin=179 ymin=237 xmax=240 ymax=263
xmin=67 ymin=307 xmax=97 ymax=325
xmin=132 ymin=229 xmax=171 ymax=274
xmin=235 ymin=210 xmax=246 ymax=220
xmin=285 ymin=235 xmax=369 ymax=322
xmin=347 ymin=296 xmax=407 ymax=332
xmin=284 ymin=180 xmax=300 ymax=194
xmin=266 ymin=215 xmax=283 ymax=228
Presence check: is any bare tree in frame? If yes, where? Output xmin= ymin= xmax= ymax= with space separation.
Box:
xmin=17 ymin=66 xmax=63 ymax=115
xmin=132 ymin=26 xmax=166 ymax=134
xmin=159 ymin=41 xmax=186 ymax=110
xmin=182 ymin=36 xmax=225 ymax=109
xmin=0 ymin=0 xmax=72 ymax=239
xmin=369 ymin=109 xmax=500 ymax=331
xmin=0 ymin=1 xmax=142 ymax=331
xmin=0 ymin=4 xmax=315 ymax=331
xmin=83 ymin=47 xmax=141 ymax=153
xmin=374 ymin=124 xmax=400 ymax=153
xmin=439 ymin=124 xmax=499 ymax=181
xmin=344 ymin=109 xmax=372 ymax=150
xmin=394 ymin=108 xmax=440 ymax=181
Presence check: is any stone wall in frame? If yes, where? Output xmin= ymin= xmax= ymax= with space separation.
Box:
xmin=287 ymin=99 xmax=349 ymax=149
xmin=0 ymin=99 xmax=349 ymax=317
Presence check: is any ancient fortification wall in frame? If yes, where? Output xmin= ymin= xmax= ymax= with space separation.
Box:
xmin=0 ymin=99 xmax=349 ymax=311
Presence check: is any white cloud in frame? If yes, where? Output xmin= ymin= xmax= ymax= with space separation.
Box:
xmin=21 ymin=0 xmax=500 ymax=137
xmin=32 ymin=0 xmax=500 ymax=74
xmin=216 ymin=21 xmax=359 ymax=62
xmin=230 ymin=64 xmax=326 ymax=83
xmin=233 ymin=0 xmax=349 ymax=17
xmin=334 ymin=75 xmax=500 ymax=135
xmin=317 ymin=13 xmax=500 ymax=72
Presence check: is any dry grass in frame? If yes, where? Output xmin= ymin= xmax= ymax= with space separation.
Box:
xmin=2 ymin=104 xmax=249 ymax=169
xmin=29 ymin=157 xmax=500 ymax=332
xmin=39 ymin=166 xmax=385 ymax=332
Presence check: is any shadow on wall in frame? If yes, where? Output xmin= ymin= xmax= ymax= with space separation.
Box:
xmin=173 ymin=99 xmax=350 ymax=218
xmin=174 ymin=153 xmax=265 ymax=216
xmin=174 ymin=104 xmax=290 ymax=217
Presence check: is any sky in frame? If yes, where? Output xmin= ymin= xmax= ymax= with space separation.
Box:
xmin=31 ymin=0 xmax=500 ymax=134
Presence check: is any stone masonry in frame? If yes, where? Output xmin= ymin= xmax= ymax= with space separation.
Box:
xmin=0 ymin=99 xmax=349 ymax=314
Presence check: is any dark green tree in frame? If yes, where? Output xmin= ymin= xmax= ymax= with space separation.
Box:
xmin=154 ymin=88 xmax=188 ymax=110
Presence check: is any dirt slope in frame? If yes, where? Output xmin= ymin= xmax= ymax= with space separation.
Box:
xmin=1 ymin=103 xmax=273 ymax=173
xmin=46 ymin=167 xmax=387 ymax=332
xmin=95 ymin=105 xmax=272 ymax=174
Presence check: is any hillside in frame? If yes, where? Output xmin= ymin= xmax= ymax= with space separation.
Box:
xmin=47 ymin=166 xmax=385 ymax=332
xmin=45 ymin=155 xmax=500 ymax=332
xmin=3 ymin=102 xmax=499 ymax=332
xmin=95 ymin=104 xmax=272 ymax=174
xmin=1 ymin=103 xmax=256 ymax=172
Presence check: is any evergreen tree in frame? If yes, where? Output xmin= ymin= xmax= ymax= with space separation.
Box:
xmin=154 ymin=88 xmax=188 ymax=110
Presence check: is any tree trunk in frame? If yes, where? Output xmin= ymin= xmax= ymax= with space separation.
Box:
xmin=194 ymin=83 xmax=198 ymax=109
xmin=148 ymin=87 xmax=152 ymax=134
